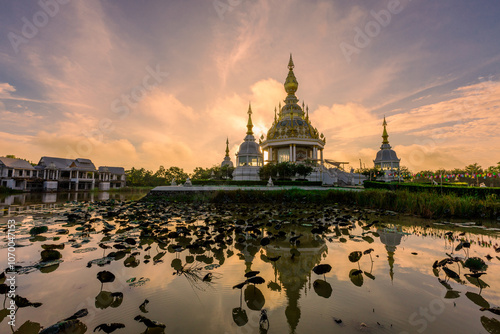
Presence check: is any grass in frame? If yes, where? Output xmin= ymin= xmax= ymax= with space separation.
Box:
xmin=145 ymin=188 xmax=500 ymax=220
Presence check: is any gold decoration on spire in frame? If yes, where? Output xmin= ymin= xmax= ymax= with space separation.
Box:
xmin=284 ymin=54 xmax=298 ymax=95
xmin=246 ymin=103 xmax=254 ymax=135
xmin=225 ymin=137 xmax=230 ymax=157
xmin=382 ymin=116 xmax=389 ymax=145
xmin=288 ymin=53 xmax=294 ymax=70
xmin=274 ymin=107 xmax=277 ymax=123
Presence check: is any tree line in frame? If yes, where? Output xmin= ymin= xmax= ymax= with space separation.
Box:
xmin=126 ymin=161 xmax=316 ymax=187
xmin=355 ymin=162 xmax=500 ymax=186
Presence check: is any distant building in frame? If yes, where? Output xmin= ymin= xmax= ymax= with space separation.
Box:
xmin=0 ymin=157 xmax=35 ymax=190
xmin=98 ymin=166 xmax=126 ymax=190
xmin=36 ymin=157 xmax=97 ymax=191
xmin=373 ymin=117 xmax=401 ymax=182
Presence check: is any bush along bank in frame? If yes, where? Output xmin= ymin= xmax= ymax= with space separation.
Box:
xmin=363 ymin=181 xmax=500 ymax=199
xmin=144 ymin=188 xmax=500 ymax=220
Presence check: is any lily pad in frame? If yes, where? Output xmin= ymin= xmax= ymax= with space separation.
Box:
xmin=313 ymin=279 xmax=332 ymax=298
xmin=466 ymin=291 xmax=490 ymax=308
xmin=481 ymin=316 xmax=500 ymax=334
xmin=41 ymin=250 xmax=62 ymax=262
xmin=13 ymin=320 xmax=40 ymax=334
xmin=349 ymin=269 xmax=364 ymax=287
xmin=30 ymin=226 xmax=48 ymax=235
xmin=232 ymin=307 xmax=248 ymax=326
xmin=348 ymin=251 xmax=362 ymax=263
xmin=73 ymin=247 xmax=97 ymax=254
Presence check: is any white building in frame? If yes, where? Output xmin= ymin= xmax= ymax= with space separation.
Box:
xmin=98 ymin=166 xmax=126 ymax=190
xmin=0 ymin=157 xmax=36 ymax=191
xmin=232 ymin=104 xmax=263 ymax=181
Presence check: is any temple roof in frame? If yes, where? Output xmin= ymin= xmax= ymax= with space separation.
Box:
xmin=262 ymin=55 xmax=325 ymax=144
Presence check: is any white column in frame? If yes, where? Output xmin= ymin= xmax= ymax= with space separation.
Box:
xmin=320 ymin=149 xmax=323 ymax=164
xmin=269 ymin=147 xmax=273 ymax=162
xmin=292 ymin=145 xmax=296 ymax=162
xmin=289 ymin=145 xmax=293 ymax=162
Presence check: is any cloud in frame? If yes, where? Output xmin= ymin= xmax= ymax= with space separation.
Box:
xmin=0 ymin=83 xmax=16 ymax=97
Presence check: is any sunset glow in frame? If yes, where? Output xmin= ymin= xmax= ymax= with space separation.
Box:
xmin=1 ymin=1 xmax=499 ymax=173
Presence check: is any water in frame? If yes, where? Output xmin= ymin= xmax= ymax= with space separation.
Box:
xmin=1 ymin=198 xmax=499 ymax=333
xmin=0 ymin=191 xmax=149 ymax=216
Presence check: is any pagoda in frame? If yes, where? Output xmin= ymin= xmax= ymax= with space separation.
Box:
xmin=373 ymin=116 xmax=401 ymax=181
xmin=220 ymin=138 xmax=233 ymax=168
xmin=260 ymin=54 xmax=326 ymax=164
xmin=232 ymin=103 xmax=263 ymax=181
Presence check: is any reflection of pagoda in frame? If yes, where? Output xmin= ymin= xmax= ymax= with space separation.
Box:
xmin=265 ymin=231 xmax=327 ymax=333
xmin=236 ymin=236 xmax=261 ymax=273
xmin=377 ymin=227 xmax=405 ymax=282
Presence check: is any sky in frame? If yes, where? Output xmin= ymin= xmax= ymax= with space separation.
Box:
xmin=1 ymin=0 xmax=499 ymax=174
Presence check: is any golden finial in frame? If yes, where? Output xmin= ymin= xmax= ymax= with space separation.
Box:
xmin=382 ymin=116 xmax=389 ymax=145
xmin=225 ymin=137 xmax=230 ymax=157
xmin=246 ymin=103 xmax=254 ymax=135
xmin=274 ymin=107 xmax=277 ymax=123
xmin=284 ymin=54 xmax=298 ymax=95
xmin=306 ymin=105 xmax=309 ymax=122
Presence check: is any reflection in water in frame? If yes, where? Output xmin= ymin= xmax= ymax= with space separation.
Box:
xmin=0 ymin=190 xmax=149 ymax=216
xmin=265 ymin=231 xmax=327 ymax=333
xmin=377 ymin=226 xmax=405 ymax=282
xmin=1 ymin=200 xmax=499 ymax=333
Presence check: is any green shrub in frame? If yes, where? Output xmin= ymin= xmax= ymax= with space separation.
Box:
xmin=363 ymin=181 xmax=500 ymax=199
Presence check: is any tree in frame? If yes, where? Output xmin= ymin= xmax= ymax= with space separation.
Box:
xmin=276 ymin=162 xmax=296 ymax=180
xmin=165 ymin=166 xmax=189 ymax=183
xmin=359 ymin=167 xmax=382 ymax=181
xmin=259 ymin=163 xmax=277 ymax=180
xmin=465 ymin=163 xmax=483 ymax=174
xmin=295 ymin=163 xmax=313 ymax=180
xmin=465 ymin=163 xmax=483 ymax=186
xmin=220 ymin=165 xmax=235 ymax=179
xmin=398 ymin=166 xmax=413 ymax=181
xmin=191 ymin=167 xmax=212 ymax=180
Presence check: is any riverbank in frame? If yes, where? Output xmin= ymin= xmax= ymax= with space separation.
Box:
xmin=146 ymin=187 xmax=500 ymax=220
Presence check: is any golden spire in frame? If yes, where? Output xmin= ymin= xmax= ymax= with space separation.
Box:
xmin=288 ymin=53 xmax=294 ymax=70
xmin=274 ymin=107 xmax=277 ymax=123
xmin=284 ymin=54 xmax=298 ymax=95
xmin=246 ymin=103 xmax=254 ymax=135
xmin=225 ymin=137 xmax=230 ymax=157
xmin=382 ymin=116 xmax=389 ymax=145
xmin=306 ymin=105 xmax=309 ymax=122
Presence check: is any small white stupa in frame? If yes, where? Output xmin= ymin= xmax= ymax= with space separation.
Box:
xmin=233 ymin=103 xmax=263 ymax=181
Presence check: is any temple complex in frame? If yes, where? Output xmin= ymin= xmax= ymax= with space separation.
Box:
xmin=223 ymin=55 xmax=402 ymax=185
